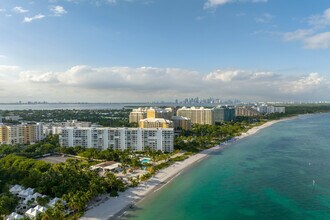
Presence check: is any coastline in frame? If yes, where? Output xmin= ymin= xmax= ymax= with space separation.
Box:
xmin=80 ymin=117 xmax=294 ymax=220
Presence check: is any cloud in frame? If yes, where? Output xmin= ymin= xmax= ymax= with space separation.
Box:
xmin=204 ymin=0 xmax=267 ymax=9
xmin=0 ymin=8 xmax=6 ymax=12
xmin=0 ymin=65 xmax=20 ymax=73
xmin=255 ymin=13 xmax=273 ymax=23
xmin=0 ymin=55 xmax=7 ymax=59
xmin=23 ymin=14 xmax=45 ymax=23
xmin=281 ymin=73 xmax=325 ymax=93
xmin=12 ymin=6 xmax=29 ymax=13
xmin=14 ymin=65 xmax=329 ymax=102
xmin=49 ymin=5 xmax=67 ymax=16
xmin=283 ymin=29 xmax=314 ymax=41
xmin=303 ymin=32 xmax=330 ymax=49
xmin=282 ymin=8 xmax=330 ymax=49
xmin=308 ymin=8 xmax=330 ymax=28
xmin=203 ymin=69 xmax=277 ymax=82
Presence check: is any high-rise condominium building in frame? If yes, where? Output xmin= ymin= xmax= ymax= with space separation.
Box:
xmin=177 ymin=107 xmax=214 ymax=125
xmin=254 ymin=105 xmax=286 ymax=114
xmin=177 ymin=106 xmax=235 ymax=125
xmin=129 ymin=108 xmax=148 ymax=124
xmin=147 ymin=108 xmax=173 ymax=120
xmin=0 ymin=123 xmax=43 ymax=145
xmin=235 ymin=106 xmax=262 ymax=117
xmin=59 ymin=127 xmax=174 ymax=152
xmin=139 ymin=118 xmax=174 ymax=128
xmin=213 ymin=106 xmax=236 ymax=123
xmin=171 ymin=116 xmax=192 ymax=130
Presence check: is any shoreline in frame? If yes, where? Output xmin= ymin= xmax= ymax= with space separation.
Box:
xmin=80 ymin=117 xmax=294 ymax=220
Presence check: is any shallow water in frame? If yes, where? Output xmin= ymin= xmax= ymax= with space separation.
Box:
xmin=124 ymin=114 xmax=330 ymax=220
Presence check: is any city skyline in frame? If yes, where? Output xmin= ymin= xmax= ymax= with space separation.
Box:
xmin=1 ymin=0 xmax=330 ymax=102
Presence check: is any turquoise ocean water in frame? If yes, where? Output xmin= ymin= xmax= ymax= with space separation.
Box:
xmin=124 ymin=114 xmax=330 ymax=220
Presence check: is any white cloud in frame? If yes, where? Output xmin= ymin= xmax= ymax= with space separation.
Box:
xmin=0 ymin=64 xmax=328 ymax=102
xmin=0 ymin=8 xmax=6 ymax=12
xmin=16 ymin=65 xmax=328 ymax=102
xmin=282 ymin=8 xmax=330 ymax=50
xmin=283 ymin=29 xmax=314 ymax=41
xmin=0 ymin=65 xmax=20 ymax=73
xmin=0 ymin=55 xmax=7 ymax=59
xmin=204 ymin=0 xmax=267 ymax=9
xmin=49 ymin=5 xmax=67 ymax=16
xmin=281 ymin=73 xmax=325 ymax=93
xmin=203 ymin=69 xmax=276 ymax=82
xmin=255 ymin=13 xmax=273 ymax=23
xmin=23 ymin=14 xmax=45 ymax=23
xmin=12 ymin=6 xmax=29 ymax=13
xmin=303 ymin=32 xmax=330 ymax=49
xmin=308 ymin=8 xmax=330 ymax=28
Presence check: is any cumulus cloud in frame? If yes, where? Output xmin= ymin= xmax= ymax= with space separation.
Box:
xmin=203 ymin=69 xmax=277 ymax=82
xmin=0 ymin=65 xmax=20 ymax=73
xmin=13 ymin=65 xmax=328 ymax=102
xmin=204 ymin=0 xmax=267 ymax=9
xmin=49 ymin=5 xmax=67 ymax=16
xmin=12 ymin=6 xmax=29 ymax=13
xmin=23 ymin=14 xmax=45 ymax=23
xmin=281 ymin=73 xmax=326 ymax=93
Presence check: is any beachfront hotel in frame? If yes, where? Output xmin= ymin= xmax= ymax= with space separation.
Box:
xmin=0 ymin=123 xmax=44 ymax=145
xmin=129 ymin=107 xmax=174 ymax=123
xmin=139 ymin=118 xmax=174 ymax=128
xmin=58 ymin=127 xmax=174 ymax=152
xmin=146 ymin=107 xmax=173 ymax=120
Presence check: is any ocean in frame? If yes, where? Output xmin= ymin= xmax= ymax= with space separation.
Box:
xmin=124 ymin=113 xmax=330 ymax=220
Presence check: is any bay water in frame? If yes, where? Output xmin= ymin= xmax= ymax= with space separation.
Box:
xmin=124 ymin=113 xmax=330 ymax=220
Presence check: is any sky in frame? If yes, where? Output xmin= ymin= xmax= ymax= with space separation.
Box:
xmin=0 ymin=0 xmax=330 ymax=102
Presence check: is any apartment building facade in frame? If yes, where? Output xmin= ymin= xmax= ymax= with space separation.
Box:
xmin=129 ymin=108 xmax=148 ymax=124
xmin=0 ymin=123 xmax=43 ymax=145
xmin=171 ymin=116 xmax=192 ymax=130
xmin=177 ymin=107 xmax=214 ymax=125
xmin=59 ymin=127 xmax=174 ymax=152
xmin=235 ymin=106 xmax=262 ymax=117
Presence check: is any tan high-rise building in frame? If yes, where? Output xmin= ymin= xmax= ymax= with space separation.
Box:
xmin=171 ymin=116 xmax=192 ymax=130
xmin=176 ymin=107 xmax=214 ymax=125
xmin=129 ymin=108 xmax=148 ymax=124
xmin=0 ymin=123 xmax=43 ymax=145
xmin=147 ymin=108 xmax=173 ymax=120
xmin=139 ymin=118 xmax=174 ymax=128
xmin=235 ymin=106 xmax=262 ymax=117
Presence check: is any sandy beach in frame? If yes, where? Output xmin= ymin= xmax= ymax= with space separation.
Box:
xmin=80 ymin=118 xmax=292 ymax=220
